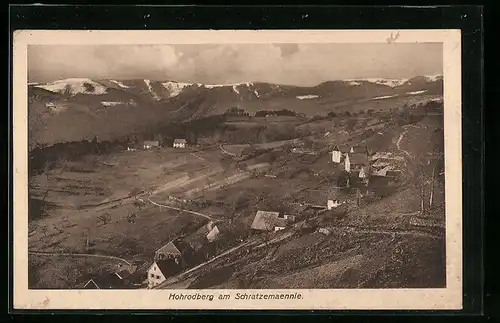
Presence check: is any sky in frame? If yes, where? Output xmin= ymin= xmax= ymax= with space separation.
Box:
xmin=28 ymin=43 xmax=443 ymax=86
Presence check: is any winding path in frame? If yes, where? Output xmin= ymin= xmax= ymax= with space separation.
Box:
xmin=28 ymin=251 xmax=133 ymax=267
xmin=137 ymin=196 xmax=215 ymax=221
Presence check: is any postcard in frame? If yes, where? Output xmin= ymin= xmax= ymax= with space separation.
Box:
xmin=13 ymin=29 xmax=462 ymax=310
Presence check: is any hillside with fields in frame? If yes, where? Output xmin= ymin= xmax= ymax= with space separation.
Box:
xmin=28 ymin=92 xmax=445 ymax=290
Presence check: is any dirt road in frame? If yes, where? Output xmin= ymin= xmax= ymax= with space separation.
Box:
xmin=137 ymin=196 xmax=215 ymax=221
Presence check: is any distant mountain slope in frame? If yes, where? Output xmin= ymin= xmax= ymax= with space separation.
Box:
xmin=28 ymin=75 xmax=443 ymax=147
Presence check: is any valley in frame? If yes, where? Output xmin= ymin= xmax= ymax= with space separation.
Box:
xmin=27 ymin=75 xmax=446 ymax=289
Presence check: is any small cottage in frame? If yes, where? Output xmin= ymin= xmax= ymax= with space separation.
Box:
xmin=206 ymin=225 xmax=221 ymax=242
xmin=173 ymin=139 xmax=187 ymax=148
xmin=350 ymin=145 xmax=370 ymax=155
xmin=331 ymin=145 xmax=351 ymax=163
xmin=250 ymin=211 xmax=287 ymax=232
xmin=327 ymin=199 xmax=347 ymax=210
xmin=143 ymin=140 xmax=159 ymax=150
xmin=147 ymin=259 xmax=183 ymax=289
xmin=274 ymin=218 xmax=287 ymax=231
xmin=344 ymin=153 xmax=370 ymax=178
xmin=83 ymin=272 xmax=127 ymax=289
xmin=154 ymin=240 xmax=184 ymax=261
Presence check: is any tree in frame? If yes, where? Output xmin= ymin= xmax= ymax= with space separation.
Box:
xmin=367 ymin=109 xmax=375 ymax=116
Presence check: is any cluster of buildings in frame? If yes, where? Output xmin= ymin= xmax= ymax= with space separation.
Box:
xmin=147 ymin=221 xmax=228 ymax=288
xmin=331 ymin=144 xmax=402 ymax=183
xmin=127 ymin=138 xmax=187 ymax=151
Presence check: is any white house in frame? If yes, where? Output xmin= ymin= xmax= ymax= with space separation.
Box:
xmin=206 ymin=225 xmax=221 ymax=242
xmin=332 ymin=146 xmax=342 ymax=163
xmin=251 ymin=211 xmax=288 ymax=232
xmin=344 ymin=153 xmax=370 ymax=178
xmin=147 ymin=259 xmax=182 ymax=289
xmin=173 ymin=139 xmax=187 ymax=148
xmin=143 ymin=140 xmax=160 ymax=150
xmin=327 ymin=199 xmax=346 ymax=210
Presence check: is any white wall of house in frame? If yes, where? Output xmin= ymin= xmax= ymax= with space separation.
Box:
xmin=327 ymin=199 xmax=344 ymax=210
xmin=332 ymin=150 xmax=342 ymax=163
xmin=274 ymin=226 xmax=286 ymax=232
xmin=173 ymin=142 xmax=186 ymax=148
xmin=206 ymin=226 xmax=220 ymax=242
xmin=147 ymin=263 xmax=167 ymax=289
xmin=359 ymin=167 xmax=366 ymax=178
xmin=344 ymin=154 xmax=351 ymax=172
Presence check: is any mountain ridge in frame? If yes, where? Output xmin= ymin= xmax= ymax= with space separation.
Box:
xmin=28 ymin=74 xmax=443 ymax=147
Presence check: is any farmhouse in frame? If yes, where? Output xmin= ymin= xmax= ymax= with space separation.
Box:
xmin=206 ymin=224 xmax=222 ymax=242
xmin=386 ymin=170 xmax=402 ymax=178
xmin=154 ymin=239 xmax=185 ymax=261
xmin=147 ymin=259 xmax=183 ymax=288
xmin=331 ymin=145 xmax=351 ymax=163
xmin=350 ymin=145 xmax=370 ymax=155
xmin=143 ymin=140 xmax=159 ymax=150
xmin=173 ymin=139 xmax=187 ymax=148
xmin=344 ymin=153 xmax=370 ymax=178
xmin=251 ymin=211 xmax=291 ymax=232
xmin=327 ymin=199 xmax=346 ymax=210
xmin=83 ymin=271 xmax=128 ymax=289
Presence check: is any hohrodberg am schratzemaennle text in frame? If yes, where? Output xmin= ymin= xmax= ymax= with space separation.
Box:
xmin=169 ymin=292 xmax=303 ymax=301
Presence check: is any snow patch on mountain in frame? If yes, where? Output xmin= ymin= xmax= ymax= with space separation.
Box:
xmin=101 ymin=101 xmax=126 ymax=107
xmin=347 ymin=81 xmax=362 ymax=86
xmin=35 ymin=78 xmax=108 ymax=95
xmin=372 ymin=94 xmax=399 ymax=100
xmin=161 ymin=81 xmax=191 ymax=98
xmin=204 ymin=82 xmax=254 ymax=89
xmin=110 ymin=80 xmax=132 ymax=89
xmin=365 ymin=78 xmax=408 ymax=88
xmin=424 ymin=74 xmax=443 ymax=82
xmin=144 ymin=79 xmax=160 ymax=100
xmin=232 ymin=85 xmax=240 ymax=95
xmin=297 ymin=95 xmax=319 ymax=100
xmin=254 ymin=90 xmax=260 ymax=98
xmin=406 ymin=90 xmax=428 ymax=95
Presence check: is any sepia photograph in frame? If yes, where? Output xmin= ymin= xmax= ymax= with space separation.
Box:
xmin=13 ymin=30 xmax=462 ymax=310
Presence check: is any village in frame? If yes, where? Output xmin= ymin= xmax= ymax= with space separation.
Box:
xmin=78 ymin=125 xmax=429 ymax=290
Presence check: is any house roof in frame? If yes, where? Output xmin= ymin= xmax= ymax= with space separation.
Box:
xmin=154 ymin=259 xmax=182 ymax=277
xmin=351 ymin=145 xmax=369 ymax=154
xmin=275 ymin=218 xmax=288 ymax=228
xmin=251 ymin=211 xmax=280 ymax=231
xmin=115 ymin=269 xmax=131 ymax=280
xmin=367 ymin=175 xmax=393 ymax=188
xmin=333 ymin=144 xmax=351 ymax=153
xmin=156 ymin=240 xmax=182 ymax=256
xmin=386 ymin=170 xmax=402 ymax=177
xmin=174 ymin=139 xmax=187 ymax=144
xmin=183 ymin=231 xmax=208 ymax=251
xmin=85 ymin=272 xmax=125 ymax=289
xmin=144 ymin=140 xmax=159 ymax=145
xmin=348 ymin=153 xmax=369 ymax=165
